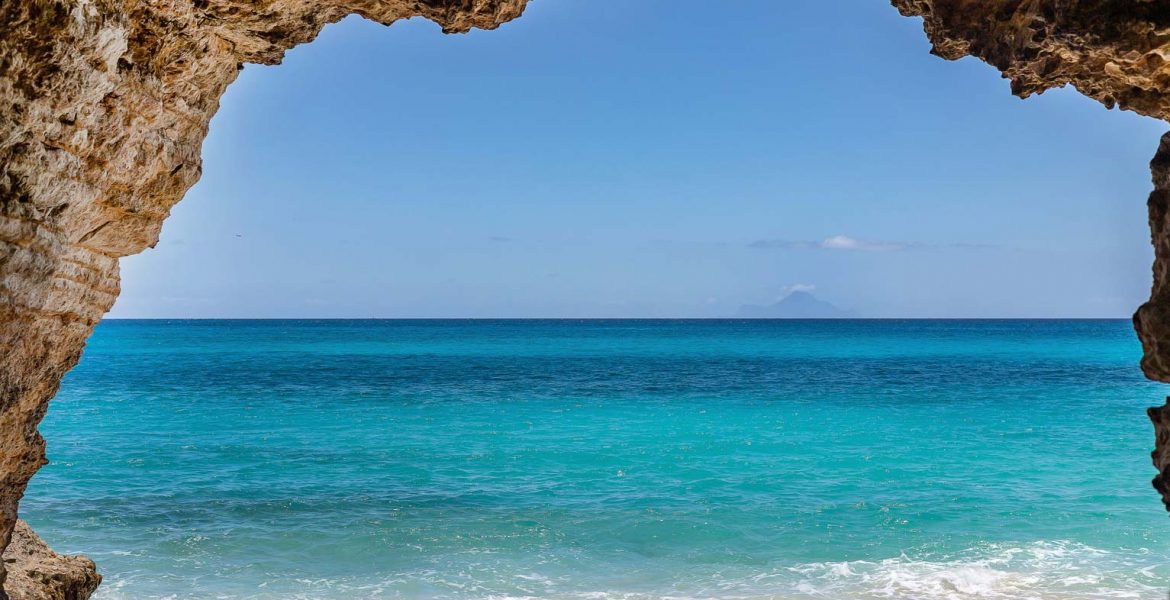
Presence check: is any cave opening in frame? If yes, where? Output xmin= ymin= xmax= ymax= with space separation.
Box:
xmin=5 ymin=1 xmax=1170 ymax=599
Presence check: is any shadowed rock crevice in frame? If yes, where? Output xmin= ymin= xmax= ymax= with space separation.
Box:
xmin=4 ymin=1 xmax=1170 ymax=598
xmin=1137 ymin=131 xmax=1170 ymax=510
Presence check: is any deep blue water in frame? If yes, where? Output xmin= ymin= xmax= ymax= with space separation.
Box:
xmin=21 ymin=319 xmax=1170 ymax=599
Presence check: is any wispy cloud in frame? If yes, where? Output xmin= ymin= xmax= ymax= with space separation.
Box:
xmin=748 ymin=235 xmax=904 ymax=252
xmin=782 ymin=283 xmax=816 ymax=294
xmin=821 ymin=235 xmax=904 ymax=251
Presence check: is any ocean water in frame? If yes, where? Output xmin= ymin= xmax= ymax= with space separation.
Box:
xmin=21 ymin=319 xmax=1170 ymax=599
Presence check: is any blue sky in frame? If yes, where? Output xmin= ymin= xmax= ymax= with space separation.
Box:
xmin=109 ymin=0 xmax=1168 ymax=318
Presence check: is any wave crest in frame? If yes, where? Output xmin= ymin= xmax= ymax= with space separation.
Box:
xmin=782 ymin=541 xmax=1162 ymax=599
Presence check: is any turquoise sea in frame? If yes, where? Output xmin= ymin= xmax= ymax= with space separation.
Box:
xmin=21 ymin=319 xmax=1170 ymax=599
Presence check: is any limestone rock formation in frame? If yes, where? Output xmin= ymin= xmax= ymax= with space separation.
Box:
xmin=1 ymin=1 xmax=526 ymax=597
xmin=892 ymin=1 xmax=1170 ymax=121
xmin=1138 ymin=132 xmax=1170 ymax=510
xmin=5 ymin=0 xmax=1170 ymax=598
xmin=1138 ymin=131 xmax=1170 ymax=382
xmin=0 ymin=521 xmax=99 ymax=600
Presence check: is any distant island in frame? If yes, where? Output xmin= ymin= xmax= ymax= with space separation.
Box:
xmin=735 ymin=291 xmax=850 ymax=319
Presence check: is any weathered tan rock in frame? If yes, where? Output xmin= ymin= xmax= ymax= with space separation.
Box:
xmin=0 ymin=521 xmax=99 ymax=600
xmin=4 ymin=0 xmax=1170 ymax=598
xmin=1 ymin=1 xmax=526 ymax=597
xmin=892 ymin=1 xmax=1170 ymax=121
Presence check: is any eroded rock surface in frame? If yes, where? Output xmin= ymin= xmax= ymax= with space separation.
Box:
xmin=0 ymin=521 xmax=99 ymax=600
xmin=0 ymin=1 xmax=525 ymax=596
xmin=893 ymin=1 xmax=1170 ymax=121
xmin=5 ymin=0 xmax=1170 ymax=598
xmin=1138 ymin=132 xmax=1170 ymax=510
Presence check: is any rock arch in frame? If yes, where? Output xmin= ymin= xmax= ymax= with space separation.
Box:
xmin=3 ymin=1 xmax=1170 ymax=597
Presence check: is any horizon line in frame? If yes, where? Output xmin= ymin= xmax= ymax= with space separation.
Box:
xmin=98 ymin=316 xmax=1136 ymax=321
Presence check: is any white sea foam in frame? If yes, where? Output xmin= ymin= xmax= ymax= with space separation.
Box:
xmin=778 ymin=541 xmax=1162 ymax=600
xmin=90 ymin=540 xmax=1167 ymax=600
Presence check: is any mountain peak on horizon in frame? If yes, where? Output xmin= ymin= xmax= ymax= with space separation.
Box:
xmin=735 ymin=290 xmax=849 ymax=319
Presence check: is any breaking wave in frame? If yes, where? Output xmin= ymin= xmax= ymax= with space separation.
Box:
xmin=93 ymin=540 xmax=1167 ymax=600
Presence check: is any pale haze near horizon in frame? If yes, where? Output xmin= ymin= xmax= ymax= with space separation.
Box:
xmin=107 ymin=0 xmax=1168 ymax=319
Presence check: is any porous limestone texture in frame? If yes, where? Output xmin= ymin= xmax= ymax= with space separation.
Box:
xmin=893 ymin=1 xmax=1170 ymax=120
xmin=4 ymin=0 xmax=1170 ymax=598
xmin=0 ymin=1 xmax=525 ymax=597
xmin=1140 ymin=132 xmax=1170 ymax=510
xmin=0 ymin=521 xmax=99 ymax=600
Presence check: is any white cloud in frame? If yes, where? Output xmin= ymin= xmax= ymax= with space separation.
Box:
xmin=748 ymin=235 xmax=906 ymax=252
xmin=819 ymin=235 xmax=859 ymax=249
xmin=783 ymin=283 xmax=816 ymax=294
xmin=820 ymin=235 xmax=903 ymax=251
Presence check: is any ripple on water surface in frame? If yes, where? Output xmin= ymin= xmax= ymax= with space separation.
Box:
xmin=22 ymin=320 xmax=1170 ymax=599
